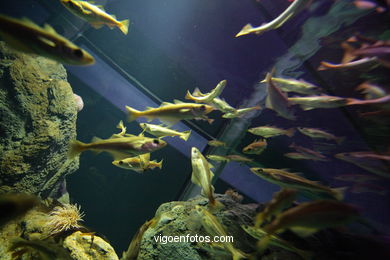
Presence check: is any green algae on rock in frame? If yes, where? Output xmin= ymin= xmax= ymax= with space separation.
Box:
xmin=0 ymin=42 xmax=79 ymax=198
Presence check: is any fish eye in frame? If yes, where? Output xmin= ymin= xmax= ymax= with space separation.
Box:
xmin=153 ymin=139 xmax=160 ymax=144
xmin=73 ymin=49 xmax=83 ymax=58
xmin=119 ymin=161 xmax=123 ymax=165
xmin=200 ymin=105 xmax=206 ymax=111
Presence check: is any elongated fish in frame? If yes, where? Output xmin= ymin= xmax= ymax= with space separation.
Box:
xmin=265 ymin=73 xmax=296 ymax=120
xmin=112 ymin=154 xmax=163 ymax=173
xmin=250 ymin=168 xmax=344 ymax=200
xmin=139 ymin=123 xmax=191 ymax=141
xmin=297 ymin=127 xmax=345 ymax=144
xmin=192 ymin=206 xmax=247 ymax=260
xmin=260 ymin=76 xmax=322 ymax=95
xmin=236 ymin=0 xmax=311 ymax=37
xmin=191 ymin=147 xmax=223 ymax=209
xmin=126 ymin=100 xmax=214 ymax=126
xmin=356 ymin=82 xmax=387 ymax=100
xmin=242 ymin=139 xmax=267 ymax=155
xmin=60 ymin=0 xmax=130 ymax=35
xmin=210 ymin=97 xmax=236 ymax=113
xmin=288 ymin=95 xmax=351 ymax=110
xmin=241 ymin=225 xmax=312 ymax=260
xmin=335 ymin=152 xmax=390 ymax=178
xmin=222 ymin=106 xmax=261 ymax=118
xmin=206 ymin=154 xmax=231 ymax=162
xmin=289 ymin=143 xmax=328 ymax=161
xmin=248 ymin=125 xmax=295 ymax=138
xmin=258 ymin=200 xmax=359 ymax=251
xmin=185 ymin=80 xmax=226 ymax=103
xmin=68 ymin=136 xmax=166 ymax=159
xmin=0 ymin=15 xmax=94 ymax=65
xmin=208 ymin=140 xmax=227 ymax=147
xmin=284 ymin=152 xmax=326 ymax=161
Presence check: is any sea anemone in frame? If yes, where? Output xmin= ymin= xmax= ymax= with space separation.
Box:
xmin=46 ymin=203 xmax=85 ymax=235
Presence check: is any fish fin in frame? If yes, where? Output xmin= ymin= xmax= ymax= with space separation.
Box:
xmin=109 ymin=151 xmax=130 ymax=160
xmin=332 ymin=187 xmax=347 ymax=201
xmin=185 ymin=90 xmax=195 ymax=100
xmin=91 ymin=136 xmax=103 ymax=142
xmin=160 ymin=118 xmax=179 ymax=127
xmin=231 ymin=248 xmax=248 ymax=260
xmin=116 ymin=120 xmax=125 ymax=130
xmin=90 ymin=22 xmax=104 ymax=29
xmin=180 ymin=130 xmax=192 ymax=141
xmin=96 ymin=5 xmax=105 ymax=11
xmin=43 ymin=24 xmax=57 ymax=34
xmin=118 ymin=19 xmax=130 ymax=35
xmin=37 ymin=36 xmax=56 ymax=48
xmin=193 ymin=88 xmax=205 ymax=96
xmin=207 ymin=118 xmax=214 ymax=124
xmin=174 ymin=99 xmax=184 ymax=104
xmin=208 ymin=162 xmax=214 ymax=169
xmin=286 ymin=128 xmax=296 ymax=137
xmin=235 ymin=23 xmax=254 ymax=37
xmin=290 ymin=227 xmax=318 ymax=237
xmin=160 ymin=102 xmax=173 ymax=107
xmin=256 ymin=234 xmax=272 ymax=254
xmin=179 ymin=108 xmax=191 ymax=113
xmin=126 ymin=106 xmax=141 ymax=122
xmin=68 ymin=140 xmax=87 ymax=159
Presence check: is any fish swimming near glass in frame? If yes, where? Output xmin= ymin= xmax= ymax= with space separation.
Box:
xmin=248 ymin=125 xmax=295 ymax=138
xmin=0 ymin=14 xmax=94 ymax=65
xmin=139 ymin=123 xmax=191 ymax=141
xmin=185 ymin=80 xmax=227 ymax=103
xmin=60 ymin=0 xmax=130 ymax=35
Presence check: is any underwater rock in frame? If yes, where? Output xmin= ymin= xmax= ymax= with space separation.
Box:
xmin=64 ymin=231 xmax=119 ymax=260
xmin=134 ymin=194 xmax=263 ymax=260
xmin=0 ymin=42 xmax=79 ymax=198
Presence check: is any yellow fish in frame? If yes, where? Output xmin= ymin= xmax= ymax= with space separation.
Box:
xmin=242 ymin=139 xmax=267 ymax=155
xmin=68 ymin=136 xmax=166 ymax=159
xmin=139 ymin=123 xmax=191 ymax=141
xmin=0 ymin=14 xmax=94 ymax=65
xmin=60 ymin=0 xmax=130 ymax=35
xmin=112 ymin=154 xmax=163 ymax=173
xmin=185 ymin=80 xmax=227 ymax=103
xmin=126 ymin=100 xmax=214 ymax=126
xmin=192 ymin=206 xmax=247 ymax=260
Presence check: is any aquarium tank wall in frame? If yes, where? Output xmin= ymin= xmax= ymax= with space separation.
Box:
xmin=0 ymin=0 xmax=390 ymax=259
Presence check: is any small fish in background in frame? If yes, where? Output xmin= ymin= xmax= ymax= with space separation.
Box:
xmin=191 ymin=147 xmax=223 ymax=209
xmin=248 ymin=125 xmax=295 ymax=138
xmin=0 ymin=194 xmax=39 ymax=227
xmin=347 ymin=94 xmax=390 ymax=108
xmin=297 ymin=127 xmax=345 ymax=144
xmin=350 ymin=183 xmax=388 ymax=196
xmin=60 ymin=0 xmax=130 ymax=35
xmin=226 ymin=154 xmax=254 ymax=163
xmin=139 ymin=123 xmax=191 ymax=141
xmin=257 ymin=200 xmax=359 ymax=252
xmin=191 ymin=206 xmax=248 ymax=260
xmin=112 ymin=154 xmax=163 ymax=173
xmin=68 ymin=135 xmax=167 ymax=159
xmin=235 ymin=0 xmax=311 ymax=37
xmin=356 ymin=82 xmax=387 ymax=100
xmin=242 ymin=139 xmax=267 ymax=155
xmin=353 ymin=0 xmax=387 ymax=12
xmin=250 ymin=168 xmax=345 ymax=200
xmin=318 ymin=57 xmax=380 ymax=71
xmin=222 ymin=106 xmax=261 ymax=119
xmin=255 ymin=188 xmax=297 ymax=227
xmin=284 ymin=152 xmax=328 ymax=161
xmin=265 ymin=73 xmax=296 ymax=120
xmin=185 ymin=80 xmax=227 ymax=103
xmin=241 ymin=225 xmax=312 ymax=260
xmin=260 ymin=76 xmax=322 ymax=95
xmin=334 ymin=174 xmax=380 ymax=183
xmin=207 ymin=140 xmax=227 ymax=147
xmin=335 ymin=152 xmax=390 ymax=178
xmin=209 ymin=97 xmax=236 ymax=113
xmin=288 ymin=95 xmax=351 ymax=110
xmin=206 ymin=154 xmax=231 ymax=162
xmin=0 ymin=15 xmax=94 ymax=65
xmin=289 ymin=143 xmax=329 ymax=161
xmin=126 ymin=100 xmax=214 ymax=126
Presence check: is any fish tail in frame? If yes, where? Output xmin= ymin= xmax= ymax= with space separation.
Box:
xmin=254 ymin=212 xmax=265 ymax=228
xmin=157 ymin=159 xmax=163 ymax=169
xmin=235 ymin=23 xmax=254 ymax=37
xmin=332 ymin=187 xmax=347 ymax=201
xmin=68 ymin=140 xmax=87 ymax=159
xmin=126 ymin=106 xmax=141 ymax=122
xmin=180 ymin=130 xmax=192 ymax=141
xmin=118 ymin=19 xmax=130 ymax=35
xmin=207 ymin=118 xmax=214 ymax=124
xmin=256 ymin=235 xmax=272 ymax=255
